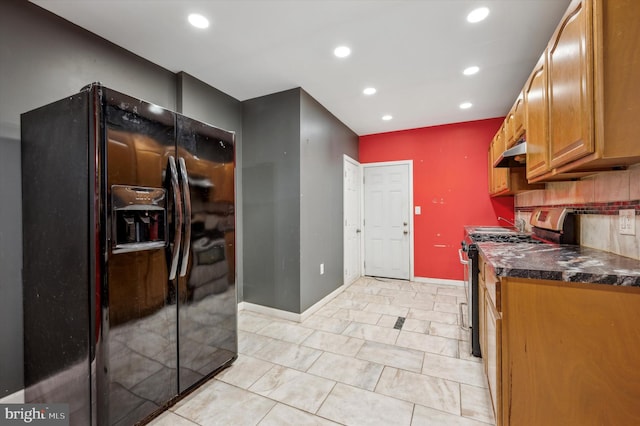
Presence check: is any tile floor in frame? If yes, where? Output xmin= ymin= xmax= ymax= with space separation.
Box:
xmin=148 ymin=277 xmax=495 ymax=425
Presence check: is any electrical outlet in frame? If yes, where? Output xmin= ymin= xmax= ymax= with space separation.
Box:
xmin=619 ymin=209 xmax=636 ymax=235
xmin=320 ymin=263 xmax=325 ymax=275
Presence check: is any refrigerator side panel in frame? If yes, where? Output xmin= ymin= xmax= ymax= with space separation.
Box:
xmin=176 ymin=115 xmax=237 ymax=393
xmin=21 ymin=92 xmax=92 ymax=425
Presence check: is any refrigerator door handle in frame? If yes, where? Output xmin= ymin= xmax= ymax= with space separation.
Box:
xmin=168 ymin=156 xmax=183 ymax=280
xmin=178 ymin=157 xmax=192 ymax=277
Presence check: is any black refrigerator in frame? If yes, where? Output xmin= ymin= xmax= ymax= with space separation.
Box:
xmin=21 ymin=84 xmax=237 ymax=425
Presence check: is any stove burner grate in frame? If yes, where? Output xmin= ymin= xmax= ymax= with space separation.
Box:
xmin=469 ymin=233 xmax=545 ymax=244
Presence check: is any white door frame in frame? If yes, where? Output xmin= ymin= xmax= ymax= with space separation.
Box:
xmin=362 ymin=160 xmax=414 ymax=281
xmin=343 ymin=155 xmax=363 ymax=285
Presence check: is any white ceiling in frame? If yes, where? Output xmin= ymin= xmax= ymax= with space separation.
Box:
xmin=30 ymin=0 xmax=570 ymax=136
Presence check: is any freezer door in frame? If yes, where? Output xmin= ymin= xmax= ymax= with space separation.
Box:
xmin=101 ymin=88 xmax=179 ymax=425
xmin=175 ymin=115 xmax=237 ymax=393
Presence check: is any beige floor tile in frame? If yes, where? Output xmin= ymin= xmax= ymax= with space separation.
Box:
xmin=258 ymin=403 xmax=341 ymax=426
xmin=173 ymin=380 xmax=275 ymax=425
xmin=461 ymin=384 xmax=495 ymax=424
xmin=317 ymin=383 xmax=413 ymax=426
xmin=301 ymin=330 xmax=365 ymax=357
xmin=250 ymin=337 xmax=322 ymax=371
xmin=391 ymin=295 xmax=435 ymax=311
xmin=314 ymin=304 xmax=342 ymax=318
xmin=238 ymin=331 xmax=276 ymax=356
xmin=366 ymin=279 xmax=407 ymax=291
xmin=328 ymin=298 xmax=369 ymax=310
xmin=437 ymin=286 xmax=467 ymax=298
xmin=301 ymin=314 xmax=351 ymax=334
xmin=434 ymin=301 xmax=461 ymax=314
xmin=434 ymin=293 xmax=458 ymax=305
xmin=401 ymin=318 xmax=431 ymax=334
xmin=255 ymin=320 xmax=315 ymax=344
xmin=147 ymin=411 xmax=199 ymax=426
xmin=363 ymin=302 xmax=410 ymax=317
xmin=408 ymin=308 xmax=459 ymax=325
xmin=356 ymin=340 xmax=424 ymax=373
xmin=422 ymin=353 xmax=487 ymax=388
xmin=307 ymin=351 xmax=384 ymax=391
xmin=396 ymin=330 xmax=459 ymax=357
xmin=214 ymin=354 xmax=274 ymax=389
xmin=429 ymin=322 xmax=468 ymax=340
xmin=412 ymin=404 xmax=493 ymax=426
xmin=342 ymin=322 xmax=400 ymax=345
xmin=157 ymin=279 xmax=498 ymax=426
xmin=375 ymin=367 xmax=460 ymax=414
xmin=333 ymin=308 xmax=381 ymax=325
xmin=238 ymin=311 xmax=272 ymax=333
xmin=377 ymin=314 xmax=399 ymax=328
xmin=345 ymin=283 xmax=381 ymax=295
xmin=377 ymin=287 xmax=416 ymax=298
xmin=410 ymin=283 xmax=439 ymax=294
xmin=249 ymin=365 xmax=336 ymax=413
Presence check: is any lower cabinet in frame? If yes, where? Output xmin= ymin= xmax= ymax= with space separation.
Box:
xmin=484 ymin=292 xmax=501 ymax=425
xmin=478 ymin=259 xmax=502 ymax=426
xmin=477 ymin=263 xmax=640 ymax=425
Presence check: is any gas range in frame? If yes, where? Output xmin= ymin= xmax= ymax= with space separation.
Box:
xmin=460 ymin=208 xmax=577 ymax=358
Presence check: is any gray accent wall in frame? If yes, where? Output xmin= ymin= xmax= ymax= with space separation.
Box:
xmin=242 ymin=89 xmax=302 ymax=312
xmin=242 ymin=88 xmax=358 ymax=314
xmin=0 ymin=1 xmax=243 ymax=398
xmin=176 ymin=72 xmax=244 ymax=300
xmin=300 ymin=90 xmax=358 ymax=311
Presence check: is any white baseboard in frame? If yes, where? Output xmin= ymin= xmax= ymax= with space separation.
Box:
xmin=239 ymin=282 xmax=348 ymax=323
xmin=240 ymin=302 xmax=302 ymax=322
xmin=0 ymin=389 xmax=25 ymax=404
xmin=413 ymin=277 xmax=465 ymax=287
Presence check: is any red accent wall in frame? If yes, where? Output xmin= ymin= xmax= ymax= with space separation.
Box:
xmin=359 ymin=118 xmax=514 ymax=281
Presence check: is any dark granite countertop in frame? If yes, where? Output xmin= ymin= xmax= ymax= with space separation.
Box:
xmin=477 ymin=242 xmax=640 ymax=286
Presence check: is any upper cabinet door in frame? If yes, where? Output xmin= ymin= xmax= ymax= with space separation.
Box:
xmin=525 ymin=54 xmax=549 ymax=180
xmin=547 ymin=0 xmax=594 ymax=169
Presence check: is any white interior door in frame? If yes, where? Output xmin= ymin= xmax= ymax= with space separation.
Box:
xmin=363 ymin=162 xmax=411 ymax=280
xmin=343 ymin=156 xmax=362 ymax=285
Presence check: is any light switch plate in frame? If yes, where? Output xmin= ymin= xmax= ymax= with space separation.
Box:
xmin=619 ymin=209 xmax=636 ymax=235
xmin=415 ymin=206 xmax=421 ymax=215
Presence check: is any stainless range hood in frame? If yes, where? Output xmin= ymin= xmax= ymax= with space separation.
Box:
xmin=494 ymin=141 xmax=527 ymax=168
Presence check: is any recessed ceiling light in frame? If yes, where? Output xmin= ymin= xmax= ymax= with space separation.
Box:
xmin=334 ymin=46 xmax=351 ymax=58
xmin=188 ymin=13 xmax=209 ymax=29
xmin=463 ymin=66 xmax=480 ymax=76
xmin=467 ymin=7 xmax=489 ymax=23
xmin=363 ymin=87 xmax=377 ymax=95
xmin=382 ymin=115 xmax=393 ymax=121
xmin=460 ymin=102 xmax=473 ymax=109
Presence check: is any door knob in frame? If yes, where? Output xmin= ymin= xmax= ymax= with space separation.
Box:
xmin=356 ymin=229 xmax=361 ymax=233
xmin=403 ymin=230 xmax=408 ymax=235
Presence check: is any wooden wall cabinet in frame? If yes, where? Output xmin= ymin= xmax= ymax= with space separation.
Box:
xmin=529 ymin=0 xmax=640 ymax=181
xmin=489 ymin=129 xmax=508 ymax=195
xmin=524 ymin=53 xmax=550 ymax=180
xmin=547 ymin=0 xmax=594 ymax=169
xmin=505 ymin=93 xmax=525 ymax=149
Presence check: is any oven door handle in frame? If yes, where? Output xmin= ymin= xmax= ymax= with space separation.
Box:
xmin=458 ymin=248 xmax=469 ymax=265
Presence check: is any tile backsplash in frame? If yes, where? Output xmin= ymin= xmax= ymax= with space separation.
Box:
xmin=515 ymin=164 xmax=640 ymax=260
